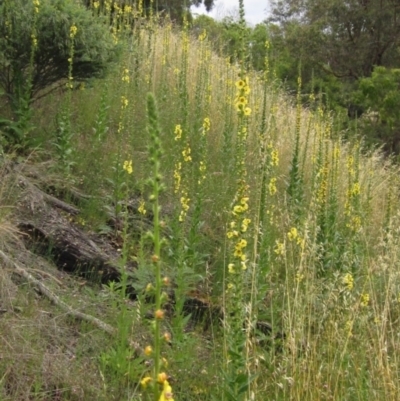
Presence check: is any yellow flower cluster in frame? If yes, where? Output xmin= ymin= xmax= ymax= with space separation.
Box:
xmin=287 ymin=227 xmax=298 ymax=241
xmin=268 ymin=177 xmax=277 ymax=195
xmin=241 ymin=218 xmax=251 ymax=232
xmin=173 ymin=162 xmax=181 ymax=193
xmin=287 ymin=227 xmax=305 ymax=248
xmin=122 ymin=68 xmax=130 ymax=83
xmin=179 ymin=191 xmax=190 ymax=222
xmin=203 ymin=117 xmax=211 ymax=133
xmin=93 ymin=1 xmax=99 ymax=8
xmin=123 ymin=160 xmax=133 ymax=174
xmin=274 ymin=240 xmax=285 ymax=256
xmin=140 ymin=375 xmax=175 ymax=401
xmin=343 ymin=273 xmax=354 ymax=290
xmin=270 ymin=148 xmax=279 ymax=166
xmin=360 ymin=293 xmax=370 ymax=307
xmin=70 ymin=25 xmax=78 ymax=39
xmin=182 ymin=145 xmax=192 ymax=162
xmin=159 ymin=380 xmax=175 ymax=401
xmin=198 ymin=161 xmax=207 ymax=184
xmin=234 ymin=78 xmax=251 ymax=116
xmin=351 ymin=182 xmax=361 ymax=196
xmin=33 ymin=0 xmax=40 ymax=13
xmin=138 ymin=199 xmax=146 ymax=215
xmin=174 ymin=124 xmax=182 ymax=141
xmin=121 ymin=95 xmax=129 ymax=109
xmin=233 ymin=196 xmax=249 ymax=215
xmin=234 ymin=238 xmax=247 ymax=260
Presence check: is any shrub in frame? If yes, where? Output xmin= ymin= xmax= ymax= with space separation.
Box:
xmin=0 ymin=0 xmax=120 ymax=148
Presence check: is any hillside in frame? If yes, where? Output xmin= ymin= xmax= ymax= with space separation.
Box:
xmin=1 ymin=7 xmax=400 ymax=401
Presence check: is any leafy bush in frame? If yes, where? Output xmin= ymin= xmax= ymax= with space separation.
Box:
xmin=355 ymin=67 xmax=400 ymax=153
xmin=0 ymin=0 xmax=120 ymax=103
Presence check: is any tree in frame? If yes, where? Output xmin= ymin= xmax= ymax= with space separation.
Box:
xmin=355 ymin=67 xmax=400 ymax=153
xmin=270 ymin=0 xmax=400 ymax=81
xmin=81 ymin=0 xmax=216 ymax=23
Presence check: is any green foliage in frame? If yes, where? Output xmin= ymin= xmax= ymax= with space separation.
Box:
xmin=355 ymin=67 xmax=400 ymax=153
xmin=0 ymin=0 xmax=119 ymax=102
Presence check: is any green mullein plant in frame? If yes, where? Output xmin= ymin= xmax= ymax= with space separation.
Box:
xmin=184 ymin=30 xmax=212 ymax=297
xmin=222 ymin=1 xmax=255 ymax=400
xmin=99 ymin=133 xmax=141 ymax=391
xmin=168 ymin=10 xmax=199 ymax=342
xmin=52 ymin=24 xmax=78 ymax=174
xmin=139 ymin=93 xmax=176 ymax=401
xmin=287 ymin=72 xmax=305 ymax=222
xmin=106 ymin=65 xmax=133 ymax=221
xmin=344 ymin=142 xmax=363 ymax=271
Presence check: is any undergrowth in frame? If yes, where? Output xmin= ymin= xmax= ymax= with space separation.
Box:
xmin=1 ymin=2 xmax=400 ymax=400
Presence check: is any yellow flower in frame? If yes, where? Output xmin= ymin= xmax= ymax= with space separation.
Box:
xmin=228 ymin=263 xmax=235 ymax=273
xmin=343 ymin=273 xmax=354 ymax=291
xmin=237 ymin=239 xmax=247 ymax=248
xmin=287 ymin=227 xmax=298 ymax=241
xmin=70 ymin=25 xmax=78 ymax=38
xmin=241 ymin=218 xmax=251 ymax=232
xmin=122 ymin=68 xmax=130 ymax=83
xmin=121 ymin=95 xmax=129 ymax=109
xmin=141 ymin=376 xmax=152 ymax=388
xmin=144 ymin=345 xmax=153 ymax=356
xmin=203 ymin=117 xmax=211 ymax=132
xmin=227 ymin=230 xmax=238 ymax=239
xmin=233 ymin=205 xmax=244 ymax=214
xmin=158 ymin=372 xmax=168 ymax=384
xmin=235 ymin=80 xmax=245 ymax=89
xmin=138 ymin=199 xmax=146 ymax=215
xmin=360 ymin=293 xmax=370 ymax=307
xmin=236 ymin=96 xmax=247 ymax=106
xmin=123 ymin=160 xmax=133 ymax=174
xmin=274 ymin=240 xmax=285 ymax=256
xmin=174 ymin=124 xmax=182 ymax=140
xmin=271 ymin=149 xmax=279 ymax=166
xmin=268 ymin=177 xmax=277 ymax=195
xmin=233 ymin=248 xmax=243 ymax=259
xmin=244 ymin=107 xmax=252 ymax=116
xmin=182 ymin=146 xmax=192 ymax=162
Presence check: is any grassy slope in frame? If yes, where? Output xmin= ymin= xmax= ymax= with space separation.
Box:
xmin=1 ymin=17 xmax=400 ymax=401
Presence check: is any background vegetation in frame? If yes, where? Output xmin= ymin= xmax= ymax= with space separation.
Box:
xmin=1 ymin=0 xmax=400 ymax=400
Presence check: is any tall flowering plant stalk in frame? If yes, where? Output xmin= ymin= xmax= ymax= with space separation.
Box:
xmin=222 ymin=1 xmax=254 ymax=400
xmin=140 ymin=93 xmax=175 ymax=401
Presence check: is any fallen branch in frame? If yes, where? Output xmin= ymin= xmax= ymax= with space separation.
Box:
xmin=0 ymin=250 xmax=116 ymax=336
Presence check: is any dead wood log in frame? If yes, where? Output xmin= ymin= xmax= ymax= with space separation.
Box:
xmin=15 ymin=173 xmax=131 ymax=284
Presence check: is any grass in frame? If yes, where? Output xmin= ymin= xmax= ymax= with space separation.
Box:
xmin=1 ymin=5 xmax=400 ymax=401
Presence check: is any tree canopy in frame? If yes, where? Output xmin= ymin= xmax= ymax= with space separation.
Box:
xmin=269 ymin=0 xmax=400 ymax=80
